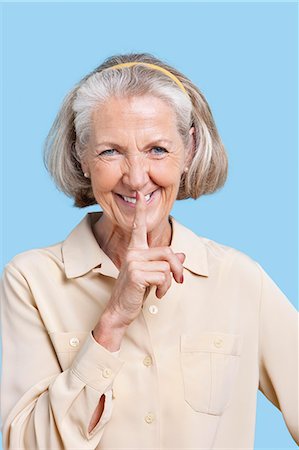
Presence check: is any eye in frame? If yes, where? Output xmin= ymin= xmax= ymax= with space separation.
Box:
xmin=97 ymin=149 xmax=119 ymax=157
xmin=149 ymin=147 xmax=168 ymax=157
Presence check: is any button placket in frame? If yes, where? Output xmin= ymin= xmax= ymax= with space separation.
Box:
xmin=140 ymin=290 xmax=159 ymax=429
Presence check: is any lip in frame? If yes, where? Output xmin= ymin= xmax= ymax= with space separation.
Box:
xmin=115 ymin=189 xmax=159 ymax=208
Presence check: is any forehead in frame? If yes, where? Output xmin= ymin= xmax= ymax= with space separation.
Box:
xmin=91 ymin=95 xmax=179 ymax=139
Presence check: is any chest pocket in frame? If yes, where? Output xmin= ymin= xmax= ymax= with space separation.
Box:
xmin=49 ymin=331 xmax=90 ymax=371
xmin=180 ymin=331 xmax=242 ymax=416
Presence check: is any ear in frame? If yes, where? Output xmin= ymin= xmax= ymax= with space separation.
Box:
xmin=80 ymin=157 xmax=89 ymax=176
xmin=185 ymin=126 xmax=195 ymax=166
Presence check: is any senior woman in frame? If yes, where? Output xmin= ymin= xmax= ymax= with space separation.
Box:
xmin=1 ymin=53 xmax=298 ymax=450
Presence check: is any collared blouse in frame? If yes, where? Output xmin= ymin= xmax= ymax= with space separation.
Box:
xmin=1 ymin=212 xmax=298 ymax=449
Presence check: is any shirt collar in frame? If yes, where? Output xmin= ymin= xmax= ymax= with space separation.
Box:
xmin=62 ymin=212 xmax=209 ymax=279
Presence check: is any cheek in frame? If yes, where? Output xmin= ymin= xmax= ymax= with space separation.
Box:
xmin=150 ymin=158 xmax=183 ymax=188
xmin=91 ymin=162 xmax=122 ymax=194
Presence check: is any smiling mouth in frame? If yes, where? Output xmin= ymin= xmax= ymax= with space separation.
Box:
xmin=116 ymin=190 xmax=156 ymax=204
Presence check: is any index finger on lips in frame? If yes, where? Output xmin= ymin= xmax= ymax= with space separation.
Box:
xmin=129 ymin=191 xmax=148 ymax=250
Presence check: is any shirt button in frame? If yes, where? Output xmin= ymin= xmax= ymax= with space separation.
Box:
xmin=149 ymin=305 xmax=158 ymax=315
xmin=69 ymin=337 xmax=80 ymax=348
xmin=102 ymin=368 xmax=112 ymax=378
xmin=143 ymin=355 xmax=153 ymax=367
xmin=214 ymin=338 xmax=223 ymax=348
xmin=145 ymin=412 xmax=155 ymax=424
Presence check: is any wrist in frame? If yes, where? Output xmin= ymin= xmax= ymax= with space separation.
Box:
xmin=92 ymin=310 xmax=127 ymax=352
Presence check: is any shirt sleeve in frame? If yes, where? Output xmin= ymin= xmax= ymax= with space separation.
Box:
xmin=257 ymin=262 xmax=299 ymax=444
xmin=0 ymin=262 xmax=125 ymax=450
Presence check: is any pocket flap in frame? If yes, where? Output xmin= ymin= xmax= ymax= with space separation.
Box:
xmin=181 ymin=331 xmax=242 ymax=356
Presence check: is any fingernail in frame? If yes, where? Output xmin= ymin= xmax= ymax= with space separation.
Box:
xmin=136 ymin=191 xmax=140 ymax=200
xmin=180 ymin=275 xmax=184 ymax=283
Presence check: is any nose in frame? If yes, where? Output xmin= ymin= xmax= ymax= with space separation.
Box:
xmin=122 ymin=153 xmax=150 ymax=191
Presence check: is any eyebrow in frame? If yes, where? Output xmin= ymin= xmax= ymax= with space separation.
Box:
xmin=95 ymin=139 xmax=173 ymax=149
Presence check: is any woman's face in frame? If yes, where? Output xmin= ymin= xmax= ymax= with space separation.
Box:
xmin=83 ymin=95 xmax=191 ymax=233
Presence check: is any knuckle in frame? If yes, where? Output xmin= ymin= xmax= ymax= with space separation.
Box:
xmin=127 ymin=263 xmax=138 ymax=277
xmin=165 ymin=247 xmax=173 ymax=256
xmin=127 ymin=261 xmax=135 ymax=273
xmin=129 ymin=270 xmax=141 ymax=285
xmin=126 ymin=250 xmax=136 ymax=263
xmin=159 ymin=273 xmax=166 ymax=284
xmin=161 ymin=261 xmax=170 ymax=272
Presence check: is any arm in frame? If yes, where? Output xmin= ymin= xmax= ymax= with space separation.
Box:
xmin=257 ymin=263 xmax=299 ymax=444
xmin=0 ymin=263 xmax=124 ymax=450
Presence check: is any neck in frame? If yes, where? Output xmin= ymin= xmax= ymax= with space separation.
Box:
xmin=92 ymin=213 xmax=172 ymax=269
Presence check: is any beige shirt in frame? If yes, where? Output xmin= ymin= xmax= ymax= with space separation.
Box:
xmin=1 ymin=211 xmax=298 ymax=449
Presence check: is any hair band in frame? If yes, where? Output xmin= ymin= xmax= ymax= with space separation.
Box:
xmin=106 ymin=62 xmax=187 ymax=94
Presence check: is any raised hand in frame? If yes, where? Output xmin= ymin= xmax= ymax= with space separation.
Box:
xmin=93 ymin=190 xmax=185 ymax=348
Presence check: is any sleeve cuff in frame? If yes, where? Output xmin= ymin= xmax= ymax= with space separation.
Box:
xmin=70 ymin=331 xmax=124 ymax=391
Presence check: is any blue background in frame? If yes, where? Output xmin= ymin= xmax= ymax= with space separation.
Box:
xmin=1 ymin=2 xmax=298 ymax=448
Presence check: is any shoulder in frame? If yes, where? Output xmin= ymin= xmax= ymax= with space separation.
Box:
xmin=202 ymin=235 xmax=258 ymax=269
xmin=2 ymin=241 xmax=64 ymax=281
xmin=173 ymin=217 xmax=262 ymax=285
xmin=0 ymin=243 xmax=65 ymax=311
xmin=2 ymin=212 xmax=99 ymax=281
xmin=172 ymin=218 xmax=261 ymax=287
xmin=172 ymin=216 xmax=260 ymax=273
xmin=206 ymin=234 xmax=262 ymax=276
xmin=198 ymin=234 xmax=266 ymax=301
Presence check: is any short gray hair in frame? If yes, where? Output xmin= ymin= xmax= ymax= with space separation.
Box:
xmin=44 ymin=53 xmax=228 ymax=207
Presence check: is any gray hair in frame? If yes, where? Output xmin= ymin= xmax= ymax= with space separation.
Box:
xmin=44 ymin=53 xmax=228 ymax=207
